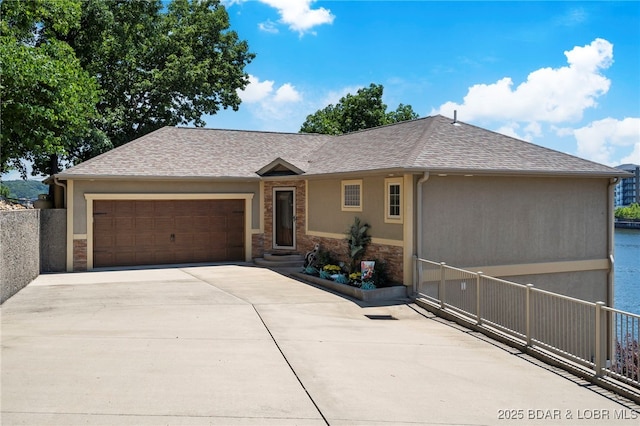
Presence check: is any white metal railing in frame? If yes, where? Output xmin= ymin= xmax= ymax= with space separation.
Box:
xmin=414 ymin=258 xmax=639 ymax=392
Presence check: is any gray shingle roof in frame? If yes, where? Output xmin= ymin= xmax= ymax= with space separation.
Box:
xmin=57 ymin=115 xmax=624 ymax=179
xmin=59 ymin=127 xmax=331 ymax=179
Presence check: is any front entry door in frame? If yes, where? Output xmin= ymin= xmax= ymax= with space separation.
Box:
xmin=273 ymin=188 xmax=295 ymax=249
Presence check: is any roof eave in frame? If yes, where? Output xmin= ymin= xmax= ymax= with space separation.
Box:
xmin=418 ymin=168 xmax=627 ymax=178
xmin=54 ymin=173 xmax=262 ymax=181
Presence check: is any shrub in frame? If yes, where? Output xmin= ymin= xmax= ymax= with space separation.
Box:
xmin=303 ymin=265 xmax=319 ymax=276
xmin=361 ymin=281 xmax=376 ymax=290
xmin=315 ymin=249 xmax=338 ymax=268
xmin=346 ymin=217 xmax=371 ymax=272
xmin=372 ymin=259 xmax=390 ymax=287
xmin=615 ymin=203 xmax=640 ymax=220
xmin=319 ymin=270 xmax=333 ymax=280
xmin=334 ymin=274 xmax=349 ymax=284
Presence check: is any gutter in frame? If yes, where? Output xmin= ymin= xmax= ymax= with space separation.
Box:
xmin=53 ymin=175 xmax=67 ymax=208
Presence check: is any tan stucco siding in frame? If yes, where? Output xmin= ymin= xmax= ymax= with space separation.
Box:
xmin=307 ymin=176 xmax=403 ymax=241
xmin=71 ymin=179 xmax=261 ymax=235
xmin=420 ymin=175 xmax=609 ymax=267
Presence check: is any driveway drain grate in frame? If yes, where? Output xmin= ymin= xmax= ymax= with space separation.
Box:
xmin=365 ymin=314 xmax=397 ymax=320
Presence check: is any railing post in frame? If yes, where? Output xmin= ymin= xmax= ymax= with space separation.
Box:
xmin=594 ymin=301 xmax=605 ymax=377
xmin=412 ymin=255 xmax=418 ymax=296
xmin=526 ymin=284 xmax=534 ymax=347
xmin=476 ymin=272 xmax=483 ymax=325
xmin=439 ymin=262 xmax=446 ymax=309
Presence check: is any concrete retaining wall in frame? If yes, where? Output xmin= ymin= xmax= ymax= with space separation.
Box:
xmin=40 ymin=209 xmax=67 ymax=273
xmin=1 ymin=210 xmax=40 ymax=304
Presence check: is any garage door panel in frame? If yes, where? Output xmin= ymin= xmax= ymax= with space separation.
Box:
xmin=114 ymin=201 xmax=135 ymax=216
xmin=191 ymin=233 xmax=210 ymax=246
xmin=174 ymin=216 xmax=194 ymax=232
xmin=94 ymin=234 xmax=113 ymax=249
xmin=192 ymin=250 xmax=212 ymax=263
xmin=134 ymin=201 xmax=155 ymax=216
xmin=173 ymin=233 xmax=193 ymax=248
xmin=133 ymin=233 xmax=154 ymax=247
xmin=154 ymin=217 xmax=173 ymax=229
xmin=227 ymin=215 xmax=244 ymax=228
xmin=134 ymin=217 xmax=155 ymax=232
xmin=93 ymin=199 xmax=245 ymax=268
xmin=114 ymin=217 xmax=134 ymax=230
xmin=191 ymin=216 xmax=210 ymax=232
xmin=227 ymin=230 xmax=244 ymax=242
xmin=174 ymin=250 xmax=195 ymax=263
xmin=154 ymin=250 xmax=175 ymax=265
xmin=227 ymin=247 xmax=245 ymax=260
xmin=94 ymin=218 xmax=114 ymax=233
xmin=94 ymin=201 xmax=114 ymax=215
xmin=115 ymin=234 xmax=134 ymax=248
xmin=93 ymin=252 xmax=113 ymax=267
xmin=209 ymin=232 xmax=228 ymax=247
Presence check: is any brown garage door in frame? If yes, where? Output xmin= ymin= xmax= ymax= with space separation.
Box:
xmin=93 ymin=199 xmax=245 ymax=268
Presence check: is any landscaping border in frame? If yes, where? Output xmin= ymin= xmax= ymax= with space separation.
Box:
xmin=291 ymin=272 xmax=408 ymax=302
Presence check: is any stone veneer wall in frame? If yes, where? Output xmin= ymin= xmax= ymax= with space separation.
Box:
xmin=73 ymin=239 xmax=87 ymax=271
xmin=255 ymin=179 xmax=404 ymax=284
xmin=297 ymin=234 xmax=404 ymax=284
xmin=1 ymin=210 xmax=40 ymax=304
xmin=260 ymin=180 xmax=307 ymax=254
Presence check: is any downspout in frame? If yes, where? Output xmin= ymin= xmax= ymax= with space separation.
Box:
xmin=607 ymin=177 xmax=619 ymax=307
xmin=606 ymin=177 xmax=619 ymax=366
xmin=53 ymin=175 xmax=67 ymax=208
xmin=414 ymin=172 xmax=430 ymax=293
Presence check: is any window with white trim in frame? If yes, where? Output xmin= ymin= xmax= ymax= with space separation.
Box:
xmin=385 ymin=177 xmax=403 ymax=223
xmin=341 ymin=180 xmax=362 ymax=211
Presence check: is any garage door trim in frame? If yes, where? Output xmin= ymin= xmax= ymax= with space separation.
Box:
xmin=84 ymin=193 xmax=254 ymax=270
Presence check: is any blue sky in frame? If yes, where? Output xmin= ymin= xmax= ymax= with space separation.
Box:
xmin=3 ymin=1 xmax=639 ymax=181
xmin=211 ymin=0 xmax=640 ymax=167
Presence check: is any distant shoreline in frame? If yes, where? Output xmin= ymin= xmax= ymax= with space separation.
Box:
xmin=614 ymin=220 xmax=640 ymax=230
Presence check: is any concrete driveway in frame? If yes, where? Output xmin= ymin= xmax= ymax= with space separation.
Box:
xmin=1 ymin=265 xmax=638 ymax=425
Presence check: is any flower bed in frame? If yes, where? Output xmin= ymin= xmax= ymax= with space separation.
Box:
xmin=296 ymin=217 xmax=407 ymax=301
xmin=291 ymin=271 xmax=407 ymax=302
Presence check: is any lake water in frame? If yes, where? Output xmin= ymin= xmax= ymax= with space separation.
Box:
xmin=614 ymin=228 xmax=640 ymax=315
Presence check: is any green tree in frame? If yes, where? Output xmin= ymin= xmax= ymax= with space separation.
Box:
xmin=615 ymin=203 xmax=640 ymax=220
xmin=300 ymin=83 xmax=419 ymax=135
xmin=0 ymin=0 xmax=100 ymax=178
xmin=61 ymin=0 xmax=255 ymax=149
xmin=1 ymin=0 xmax=254 ymax=176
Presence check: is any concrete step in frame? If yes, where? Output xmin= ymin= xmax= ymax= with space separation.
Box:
xmin=263 ymin=253 xmax=304 ymax=262
xmin=254 ymin=257 xmax=304 ymax=268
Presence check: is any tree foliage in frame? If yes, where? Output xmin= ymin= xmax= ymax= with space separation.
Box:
xmin=1 ymin=0 xmax=255 ymax=176
xmin=62 ymin=0 xmax=254 ymax=149
xmin=0 ymin=0 xmax=100 ymax=178
xmin=299 ymin=83 xmax=419 ymax=135
xmin=615 ymin=203 xmax=640 ymax=220
xmin=0 ymin=180 xmax=48 ymax=200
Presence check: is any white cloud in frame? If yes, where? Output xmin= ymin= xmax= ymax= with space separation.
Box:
xmin=432 ymin=38 xmax=613 ymax=123
xmin=274 ymin=83 xmax=302 ymax=103
xmin=258 ymin=0 xmax=334 ymax=35
xmin=258 ymin=20 xmax=279 ymax=34
xmin=237 ymin=74 xmax=303 ymax=126
xmin=239 ymin=75 xmax=275 ymax=103
xmin=620 ymin=143 xmax=640 ymax=166
xmin=573 ymin=117 xmax=640 ymax=165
